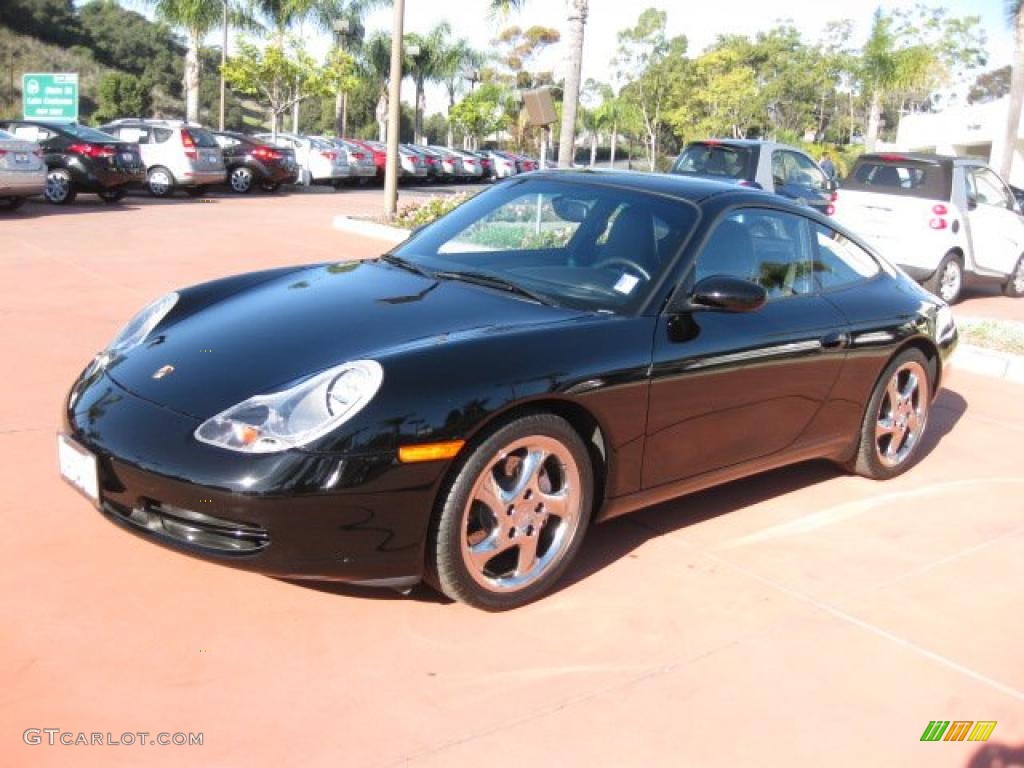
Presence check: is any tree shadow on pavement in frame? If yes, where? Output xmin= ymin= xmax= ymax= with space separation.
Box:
xmin=966 ymin=742 xmax=1024 ymax=767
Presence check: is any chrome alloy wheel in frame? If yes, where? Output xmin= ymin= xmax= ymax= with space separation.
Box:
xmin=875 ymin=360 xmax=929 ymax=468
xmin=938 ymin=260 xmax=962 ymax=302
xmin=230 ymin=167 xmax=253 ymax=192
xmin=460 ymin=436 xmax=583 ymax=592
xmin=148 ymin=168 xmax=173 ymax=196
xmin=45 ymin=170 xmax=70 ymax=202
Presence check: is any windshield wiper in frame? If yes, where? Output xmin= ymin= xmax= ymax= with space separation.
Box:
xmin=379 ymin=253 xmax=435 ymax=278
xmin=433 ymin=270 xmax=554 ymax=306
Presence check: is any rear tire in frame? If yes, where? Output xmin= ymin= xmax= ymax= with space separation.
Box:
xmin=847 ymin=348 xmax=933 ymax=480
xmin=923 ymin=252 xmax=963 ymax=304
xmin=98 ymin=188 xmax=125 ymax=204
xmin=146 ymin=166 xmax=175 ymax=197
xmin=44 ymin=169 xmax=76 ymax=205
xmin=426 ymin=413 xmax=593 ymax=611
xmin=1004 ymin=256 xmax=1024 ymax=298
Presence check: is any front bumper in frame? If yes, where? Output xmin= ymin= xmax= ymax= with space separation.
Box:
xmin=64 ymin=372 xmax=445 ymax=584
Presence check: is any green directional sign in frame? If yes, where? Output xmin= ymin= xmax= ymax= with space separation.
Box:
xmin=22 ymin=73 xmax=79 ymax=121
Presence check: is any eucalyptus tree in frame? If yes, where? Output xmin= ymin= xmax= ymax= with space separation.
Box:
xmin=492 ymin=0 xmax=589 ymax=168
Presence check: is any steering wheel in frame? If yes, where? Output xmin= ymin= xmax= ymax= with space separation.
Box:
xmin=593 ymin=258 xmax=651 ymax=282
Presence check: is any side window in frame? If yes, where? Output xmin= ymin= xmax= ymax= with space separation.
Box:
xmin=771 ymin=152 xmax=787 ymax=186
xmin=812 ymin=224 xmax=880 ymax=290
xmin=11 ymin=125 xmax=53 ymax=142
xmin=790 ymin=152 xmax=828 ymax=191
xmin=118 ymin=126 xmax=151 ymax=144
xmin=153 ymin=127 xmax=173 ymax=143
xmin=696 ymin=209 xmax=815 ymax=299
xmin=971 ymin=168 xmax=1012 ymax=210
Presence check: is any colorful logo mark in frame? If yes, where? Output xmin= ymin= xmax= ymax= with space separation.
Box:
xmin=921 ymin=721 xmax=997 ymax=742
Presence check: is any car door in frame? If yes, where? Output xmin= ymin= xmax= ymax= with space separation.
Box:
xmin=964 ymin=166 xmax=1024 ymax=275
xmin=643 ymin=206 xmax=849 ymax=488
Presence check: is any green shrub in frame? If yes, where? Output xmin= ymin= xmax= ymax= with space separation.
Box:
xmin=393 ymin=193 xmax=472 ymax=229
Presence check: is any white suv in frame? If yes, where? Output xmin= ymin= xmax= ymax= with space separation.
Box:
xmin=101 ymin=119 xmax=226 ymax=197
xmin=834 ymin=153 xmax=1024 ymax=303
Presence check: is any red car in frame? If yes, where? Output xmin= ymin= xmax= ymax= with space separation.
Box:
xmin=346 ymin=138 xmax=386 ymax=181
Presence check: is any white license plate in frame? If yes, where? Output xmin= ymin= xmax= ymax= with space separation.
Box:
xmin=58 ymin=434 xmax=99 ymax=504
xmin=15 ymin=152 xmax=28 ymax=163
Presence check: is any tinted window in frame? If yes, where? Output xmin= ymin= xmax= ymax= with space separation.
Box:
xmin=842 ymin=157 xmax=952 ymax=200
xmin=61 ymin=124 xmax=120 ymax=142
xmin=153 ymin=127 xmax=173 ymax=143
xmin=114 ymin=125 xmax=152 ymax=144
xmin=188 ymin=128 xmax=219 ymax=148
xmin=672 ymin=143 xmax=755 ymax=181
xmin=7 ymin=124 xmax=54 ymax=142
xmin=696 ymin=209 xmax=814 ymax=299
xmin=812 ymin=225 xmax=880 ymax=290
xmin=776 ymin=151 xmax=827 ymax=191
xmin=393 ymin=179 xmax=699 ymax=313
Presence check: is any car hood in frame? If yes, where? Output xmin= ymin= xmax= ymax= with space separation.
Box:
xmin=104 ymin=260 xmax=587 ymax=419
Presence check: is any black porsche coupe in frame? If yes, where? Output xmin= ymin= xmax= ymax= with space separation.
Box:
xmin=60 ymin=171 xmax=958 ymax=610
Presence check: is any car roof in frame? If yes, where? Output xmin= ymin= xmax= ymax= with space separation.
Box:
xmin=857 ymin=151 xmax=959 ymax=165
xmin=525 ymin=169 xmax=779 ymax=205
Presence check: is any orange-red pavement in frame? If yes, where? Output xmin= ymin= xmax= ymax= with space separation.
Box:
xmin=1 ymin=190 xmax=1022 ymax=768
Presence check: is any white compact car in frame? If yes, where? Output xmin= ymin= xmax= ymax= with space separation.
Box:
xmin=101 ymin=119 xmax=226 ymax=197
xmin=834 ymin=153 xmax=1024 ymax=303
xmin=315 ymin=138 xmax=375 ymax=184
xmin=0 ymin=127 xmax=46 ymax=210
xmin=255 ymin=133 xmax=349 ymax=188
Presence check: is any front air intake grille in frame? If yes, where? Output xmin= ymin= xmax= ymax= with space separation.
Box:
xmin=105 ymin=499 xmax=269 ymax=554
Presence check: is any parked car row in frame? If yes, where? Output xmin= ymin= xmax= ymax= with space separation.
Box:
xmin=0 ymin=118 xmax=543 ymax=209
xmin=669 ymin=138 xmax=1024 ymax=303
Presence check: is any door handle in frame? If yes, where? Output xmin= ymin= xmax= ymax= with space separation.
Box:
xmin=821 ymin=331 xmax=850 ymax=349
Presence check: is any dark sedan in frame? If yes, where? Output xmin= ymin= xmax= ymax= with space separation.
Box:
xmin=59 ymin=172 xmax=957 ymax=610
xmin=211 ymin=131 xmax=298 ymax=193
xmin=0 ymin=120 xmax=143 ymax=204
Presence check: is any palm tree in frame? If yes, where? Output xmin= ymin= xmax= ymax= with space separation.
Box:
xmin=405 ymin=22 xmax=451 ymax=145
xmin=860 ymin=9 xmax=934 ymax=151
xmin=361 ymin=32 xmax=393 ymax=141
xmin=437 ymin=39 xmax=483 ymax=147
xmin=301 ymin=0 xmax=389 ymax=137
xmin=149 ymin=0 xmax=223 ymax=123
xmin=491 ymin=0 xmax=588 ymax=168
xmin=1001 ymin=0 xmax=1024 ymax=179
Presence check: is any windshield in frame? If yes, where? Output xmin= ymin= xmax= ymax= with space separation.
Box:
xmin=671 ymin=143 xmax=756 ymax=181
xmin=390 ymin=178 xmax=699 ymax=314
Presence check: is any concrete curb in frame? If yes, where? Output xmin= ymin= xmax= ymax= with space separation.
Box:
xmin=952 ymin=343 xmax=1024 ymax=385
xmin=332 ymin=215 xmax=410 ymax=244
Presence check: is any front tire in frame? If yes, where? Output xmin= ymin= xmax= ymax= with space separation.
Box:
xmin=848 ymin=349 xmax=933 ymax=480
xmin=923 ymin=252 xmax=963 ymax=304
xmin=1004 ymin=256 xmax=1024 ymax=298
xmin=427 ymin=413 xmax=593 ymax=611
xmin=45 ymin=169 xmax=76 ymax=205
xmin=146 ymin=166 xmax=175 ymax=197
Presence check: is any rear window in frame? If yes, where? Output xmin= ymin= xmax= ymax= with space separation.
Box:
xmin=842 ymin=157 xmax=952 ymax=200
xmin=671 ymin=143 xmax=757 ymax=181
xmin=62 ymin=124 xmax=121 ymax=142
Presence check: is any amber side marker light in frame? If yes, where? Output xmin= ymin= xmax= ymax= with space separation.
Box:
xmin=398 ymin=440 xmax=465 ymax=463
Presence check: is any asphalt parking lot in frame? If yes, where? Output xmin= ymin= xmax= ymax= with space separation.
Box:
xmin=1 ymin=189 xmax=1023 ymax=767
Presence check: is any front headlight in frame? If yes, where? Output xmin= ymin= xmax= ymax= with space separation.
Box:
xmin=109 ymin=292 xmax=179 ymax=355
xmin=194 ymin=360 xmax=383 ymax=454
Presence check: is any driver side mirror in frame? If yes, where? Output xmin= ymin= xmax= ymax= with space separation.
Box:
xmin=671 ymin=275 xmax=767 ymax=314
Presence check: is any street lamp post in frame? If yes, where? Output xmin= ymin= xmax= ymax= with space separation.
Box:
xmin=383 ymin=0 xmax=406 ymax=220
